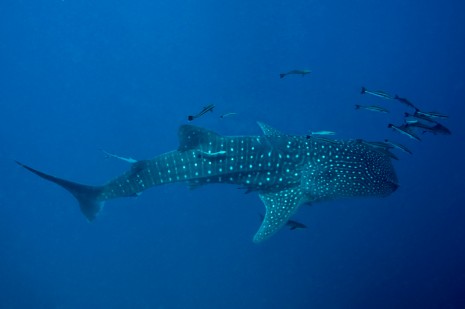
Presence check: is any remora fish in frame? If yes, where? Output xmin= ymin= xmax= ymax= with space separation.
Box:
xmin=414 ymin=109 xmax=448 ymax=119
xmin=388 ymin=123 xmax=421 ymax=141
xmin=407 ymin=122 xmax=451 ymax=135
xmin=286 ymin=219 xmax=307 ymax=230
xmin=306 ymin=135 xmax=340 ymax=145
xmin=308 ymin=131 xmax=336 ymax=136
xmin=280 ymin=70 xmax=311 ymax=78
xmin=357 ymin=140 xmax=392 ymax=150
xmin=404 ymin=117 xmax=420 ymax=125
xmin=384 ymin=140 xmax=412 ymax=155
xmin=101 ymin=149 xmax=138 ymax=163
xmin=356 ymin=140 xmax=398 ymax=160
xmin=394 ymin=95 xmax=417 ymax=109
xmin=188 ymin=104 xmax=215 ymax=121
xmin=361 ymin=87 xmax=394 ymax=100
xmin=220 ymin=112 xmax=237 ymax=119
xmin=355 ymin=104 xmax=389 ymax=113
xmin=404 ymin=112 xmax=438 ymax=125
xmin=259 ymin=214 xmax=306 ymax=230
xmin=16 ymin=123 xmax=398 ymax=243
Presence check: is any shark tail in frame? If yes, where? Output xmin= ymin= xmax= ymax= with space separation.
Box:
xmin=15 ymin=161 xmax=105 ymax=221
xmin=361 ymin=86 xmax=366 ymax=94
xmin=279 ymin=73 xmax=286 ymax=78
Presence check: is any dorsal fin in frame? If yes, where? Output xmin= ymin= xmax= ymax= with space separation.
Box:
xmin=257 ymin=122 xmax=284 ymax=137
xmin=178 ymin=125 xmax=221 ymax=151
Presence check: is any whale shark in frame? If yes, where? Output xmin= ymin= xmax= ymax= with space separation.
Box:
xmin=16 ymin=122 xmax=399 ymax=242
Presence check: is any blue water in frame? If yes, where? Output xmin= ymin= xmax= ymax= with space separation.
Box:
xmin=1 ymin=0 xmax=465 ymax=308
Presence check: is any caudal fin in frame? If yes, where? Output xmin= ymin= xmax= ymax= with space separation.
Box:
xmin=15 ymin=161 xmax=104 ymax=221
xmin=361 ymin=86 xmax=366 ymax=94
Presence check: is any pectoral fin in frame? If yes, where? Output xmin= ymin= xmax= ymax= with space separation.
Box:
xmin=254 ymin=188 xmax=304 ymax=243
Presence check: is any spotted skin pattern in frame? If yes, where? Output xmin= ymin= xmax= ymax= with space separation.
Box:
xmin=17 ymin=123 xmax=399 ymax=242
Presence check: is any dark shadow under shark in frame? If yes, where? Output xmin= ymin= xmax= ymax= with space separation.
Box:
xmin=16 ymin=122 xmax=399 ymax=243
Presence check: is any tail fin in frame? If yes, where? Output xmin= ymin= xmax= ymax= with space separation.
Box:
xmin=361 ymin=86 xmax=366 ymax=94
xmin=15 ymin=161 xmax=104 ymax=221
xmin=355 ymin=104 xmax=361 ymax=109
xmin=279 ymin=73 xmax=286 ymax=78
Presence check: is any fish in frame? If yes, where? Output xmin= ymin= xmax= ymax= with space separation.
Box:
xmin=404 ymin=112 xmax=438 ymax=125
xmin=394 ymin=95 xmax=417 ymax=109
xmin=307 ymin=135 xmax=340 ymax=145
xmin=357 ymin=140 xmax=392 ymax=150
xmin=16 ymin=122 xmax=399 ymax=243
xmin=286 ymin=219 xmax=307 ymax=230
xmin=404 ymin=118 xmax=420 ymax=125
xmin=414 ymin=109 xmax=448 ymax=119
xmin=407 ymin=122 xmax=451 ymax=135
xmin=356 ymin=140 xmax=398 ymax=160
xmin=100 ymin=149 xmax=138 ymax=163
xmin=259 ymin=214 xmax=306 ymax=230
xmin=383 ymin=140 xmax=413 ymax=155
xmin=280 ymin=70 xmax=311 ymax=78
xmin=361 ymin=87 xmax=394 ymax=100
xmin=187 ymin=104 xmax=215 ymax=121
xmin=388 ymin=123 xmax=421 ymax=141
xmin=219 ymin=112 xmax=238 ymax=119
xmin=355 ymin=104 xmax=389 ymax=113
xmin=308 ymin=131 xmax=336 ymax=136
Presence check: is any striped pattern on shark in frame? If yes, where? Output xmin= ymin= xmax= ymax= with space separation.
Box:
xmin=16 ymin=122 xmax=399 ymax=243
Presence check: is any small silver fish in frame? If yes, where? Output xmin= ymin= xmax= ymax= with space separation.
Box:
xmin=188 ymin=104 xmax=215 ymax=121
xmin=374 ymin=148 xmax=399 ymax=160
xmin=404 ymin=117 xmax=419 ymax=124
xmin=309 ymin=130 xmax=336 ymax=136
xmin=394 ymin=95 xmax=417 ymax=109
xmin=414 ymin=109 xmax=448 ymax=119
xmin=384 ymin=139 xmax=413 ymax=155
xmin=307 ymin=135 xmax=339 ymax=145
xmin=280 ymin=69 xmax=311 ymax=78
xmin=355 ymin=104 xmax=389 ymax=113
xmin=357 ymin=140 xmax=392 ymax=150
xmin=286 ymin=219 xmax=307 ymax=230
xmin=259 ymin=214 xmax=306 ymax=230
xmin=361 ymin=87 xmax=394 ymax=99
xmin=388 ymin=123 xmax=421 ymax=141
xmin=197 ymin=150 xmax=228 ymax=158
xmin=404 ymin=112 xmax=438 ymax=125
xmin=100 ymin=149 xmax=138 ymax=164
xmin=220 ymin=112 xmax=238 ymax=119
xmin=407 ymin=122 xmax=451 ymax=135
xmin=356 ymin=140 xmax=398 ymax=160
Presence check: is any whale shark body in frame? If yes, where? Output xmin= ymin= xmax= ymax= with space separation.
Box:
xmin=17 ymin=123 xmax=399 ymax=242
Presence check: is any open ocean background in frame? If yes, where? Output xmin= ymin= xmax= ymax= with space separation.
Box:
xmin=1 ymin=0 xmax=465 ymax=308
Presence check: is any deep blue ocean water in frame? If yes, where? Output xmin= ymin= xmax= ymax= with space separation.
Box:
xmin=1 ymin=1 xmax=465 ymax=308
